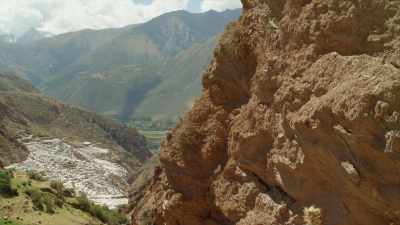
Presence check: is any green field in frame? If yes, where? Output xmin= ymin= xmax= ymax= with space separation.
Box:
xmin=138 ymin=130 xmax=166 ymax=151
xmin=128 ymin=118 xmax=174 ymax=151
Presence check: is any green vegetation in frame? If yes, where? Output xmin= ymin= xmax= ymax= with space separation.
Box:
xmin=128 ymin=118 xmax=175 ymax=151
xmin=0 ymin=218 xmax=22 ymax=225
xmin=129 ymin=117 xmax=175 ymax=131
xmin=0 ymin=170 xmax=18 ymax=197
xmin=74 ymin=194 xmax=127 ymax=225
xmin=27 ymin=171 xmax=47 ymax=182
xmin=0 ymin=170 xmax=128 ymax=225
xmin=25 ymin=188 xmax=57 ymax=214
xmin=50 ymin=180 xmax=65 ymax=200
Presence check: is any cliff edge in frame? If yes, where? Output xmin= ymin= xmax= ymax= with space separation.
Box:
xmin=130 ymin=0 xmax=400 ymax=224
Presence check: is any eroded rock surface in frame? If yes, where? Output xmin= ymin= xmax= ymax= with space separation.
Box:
xmin=130 ymin=0 xmax=400 ymax=225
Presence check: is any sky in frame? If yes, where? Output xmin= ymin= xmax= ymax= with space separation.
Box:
xmin=0 ymin=0 xmax=242 ymax=37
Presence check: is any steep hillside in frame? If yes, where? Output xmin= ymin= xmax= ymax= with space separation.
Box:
xmin=0 ymin=73 xmax=152 ymax=205
xmin=0 ymin=10 xmax=240 ymax=121
xmin=0 ymin=170 xmax=127 ymax=225
xmin=0 ymin=74 xmax=39 ymax=166
xmin=0 ymin=74 xmax=151 ymax=168
xmin=129 ymin=0 xmax=400 ymax=225
xmin=132 ymin=36 xmax=218 ymax=120
xmin=0 ymin=73 xmax=38 ymax=93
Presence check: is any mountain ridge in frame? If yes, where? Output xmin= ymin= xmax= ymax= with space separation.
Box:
xmin=0 ymin=9 xmax=241 ymax=121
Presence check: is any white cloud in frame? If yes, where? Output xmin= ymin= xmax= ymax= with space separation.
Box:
xmin=200 ymin=0 xmax=242 ymax=12
xmin=0 ymin=0 xmax=241 ymax=36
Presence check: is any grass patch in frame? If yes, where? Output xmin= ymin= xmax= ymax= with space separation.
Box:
xmin=0 ymin=218 xmax=22 ymax=225
xmin=74 ymin=194 xmax=127 ymax=225
xmin=0 ymin=170 xmax=127 ymax=225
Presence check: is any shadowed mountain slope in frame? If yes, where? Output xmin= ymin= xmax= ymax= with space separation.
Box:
xmin=0 ymin=10 xmax=241 ymax=121
xmin=0 ymin=73 xmax=151 ymax=172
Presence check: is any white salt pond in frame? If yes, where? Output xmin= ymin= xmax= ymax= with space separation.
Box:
xmin=8 ymin=137 xmax=129 ymax=209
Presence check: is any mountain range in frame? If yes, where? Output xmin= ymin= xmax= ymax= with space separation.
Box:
xmin=0 ymin=9 xmax=240 ymax=122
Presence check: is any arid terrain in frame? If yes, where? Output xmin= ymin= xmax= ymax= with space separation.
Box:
xmin=129 ymin=0 xmax=400 ymax=225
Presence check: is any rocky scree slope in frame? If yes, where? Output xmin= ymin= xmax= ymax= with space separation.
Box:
xmin=0 ymin=73 xmax=152 ymax=171
xmin=129 ymin=0 xmax=400 ymax=225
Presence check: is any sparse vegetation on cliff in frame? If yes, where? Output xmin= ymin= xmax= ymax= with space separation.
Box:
xmin=304 ymin=206 xmax=322 ymax=225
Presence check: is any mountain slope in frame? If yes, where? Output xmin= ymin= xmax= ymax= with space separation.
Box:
xmin=0 ymin=10 xmax=241 ymax=121
xmin=129 ymin=1 xmax=400 ymax=225
xmin=132 ymin=35 xmax=218 ymax=120
xmin=40 ymin=9 xmax=240 ymax=121
xmin=0 ymin=73 xmax=152 ymax=171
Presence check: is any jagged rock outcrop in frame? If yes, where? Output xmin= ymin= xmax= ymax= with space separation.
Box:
xmin=130 ymin=0 xmax=400 ymax=225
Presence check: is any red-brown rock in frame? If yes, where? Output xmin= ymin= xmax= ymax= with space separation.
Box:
xmin=130 ymin=0 xmax=400 ymax=224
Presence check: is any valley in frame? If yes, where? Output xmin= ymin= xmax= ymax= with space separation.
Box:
xmin=0 ymin=10 xmax=241 ymax=122
xmin=5 ymin=1 xmax=400 ymax=225
xmin=128 ymin=118 xmax=175 ymax=151
xmin=0 ymin=5 xmax=244 ymax=225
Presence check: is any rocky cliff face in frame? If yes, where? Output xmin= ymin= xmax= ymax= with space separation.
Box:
xmin=130 ymin=0 xmax=400 ymax=225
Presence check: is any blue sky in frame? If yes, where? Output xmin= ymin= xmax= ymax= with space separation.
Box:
xmin=0 ymin=0 xmax=242 ymax=36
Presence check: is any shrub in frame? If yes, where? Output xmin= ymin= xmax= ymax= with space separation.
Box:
xmin=20 ymin=181 xmax=32 ymax=189
xmin=25 ymin=188 xmax=64 ymax=214
xmin=26 ymin=188 xmax=45 ymax=211
xmin=74 ymin=193 xmax=127 ymax=225
xmin=43 ymin=195 xmax=56 ymax=214
xmin=27 ymin=171 xmax=47 ymax=181
xmin=0 ymin=170 xmax=18 ymax=197
xmin=76 ymin=193 xmax=91 ymax=211
xmin=63 ymin=188 xmax=75 ymax=198
xmin=304 ymin=206 xmax=322 ymax=225
xmin=50 ymin=180 xmax=65 ymax=200
xmin=55 ymin=198 xmax=64 ymax=208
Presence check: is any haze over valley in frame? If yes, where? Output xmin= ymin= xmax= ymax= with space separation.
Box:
xmin=0 ymin=5 xmax=241 ymax=225
xmin=0 ymin=9 xmax=240 ymax=122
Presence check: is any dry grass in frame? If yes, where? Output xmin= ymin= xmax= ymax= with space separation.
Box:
xmin=304 ymin=206 xmax=322 ymax=225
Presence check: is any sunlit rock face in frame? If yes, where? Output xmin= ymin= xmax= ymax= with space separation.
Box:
xmin=9 ymin=136 xmax=129 ymax=209
xmin=129 ymin=0 xmax=400 ymax=225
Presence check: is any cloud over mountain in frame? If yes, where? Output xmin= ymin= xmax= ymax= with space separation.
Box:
xmin=0 ymin=0 xmax=241 ymax=36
